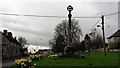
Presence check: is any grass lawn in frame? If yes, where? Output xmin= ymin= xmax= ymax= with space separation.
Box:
xmin=10 ymin=52 xmax=119 ymax=68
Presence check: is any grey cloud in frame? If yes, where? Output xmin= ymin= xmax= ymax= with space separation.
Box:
xmin=0 ymin=2 xmax=119 ymax=45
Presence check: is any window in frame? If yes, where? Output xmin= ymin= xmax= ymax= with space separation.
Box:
xmin=2 ymin=46 xmax=6 ymax=56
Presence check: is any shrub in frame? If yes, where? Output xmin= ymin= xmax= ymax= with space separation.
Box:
xmin=109 ymin=42 xmax=119 ymax=49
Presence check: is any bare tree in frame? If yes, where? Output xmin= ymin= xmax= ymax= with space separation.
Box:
xmin=49 ymin=19 xmax=82 ymax=53
xmin=89 ymin=29 xmax=103 ymax=49
xmin=18 ymin=37 xmax=27 ymax=47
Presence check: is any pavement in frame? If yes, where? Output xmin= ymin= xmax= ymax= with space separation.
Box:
xmin=2 ymin=60 xmax=15 ymax=68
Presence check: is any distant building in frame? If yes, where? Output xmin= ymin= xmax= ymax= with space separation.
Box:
xmin=0 ymin=30 xmax=22 ymax=60
xmin=107 ymin=30 xmax=120 ymax=49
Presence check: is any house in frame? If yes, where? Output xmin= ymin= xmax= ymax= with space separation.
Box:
xmin=0 ymin=30 xmax=22 ymax=60
xmin=107 ymin=30 xmax=120 ymax=49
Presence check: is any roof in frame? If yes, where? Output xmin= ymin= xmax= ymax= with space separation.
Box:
xmin=107 ymin=30 xmax=120 ymax=39
xmin=1 ymin=30 xmax=21 ymax=46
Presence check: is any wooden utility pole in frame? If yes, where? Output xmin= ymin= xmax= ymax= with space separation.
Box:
xmin=101 ymin=15 xmax=106 ymax=56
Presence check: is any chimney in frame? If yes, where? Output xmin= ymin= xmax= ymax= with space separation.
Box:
xmin=3 ymin=30 xmax=7 ymax=36
xmin=14 ymin=37 xmax=17 ymax=40
xmin=8 ymin=32 xmax=13 ymax=38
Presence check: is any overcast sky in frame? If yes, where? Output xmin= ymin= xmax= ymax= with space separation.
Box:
xmin=0 ymin=0 xmax=119 ymax=47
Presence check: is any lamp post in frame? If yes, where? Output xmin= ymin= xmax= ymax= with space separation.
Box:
xmin=64 ymin=5 xmax=73 ymax=54
xmin=67 ymin=5 xmax=73 ymax=47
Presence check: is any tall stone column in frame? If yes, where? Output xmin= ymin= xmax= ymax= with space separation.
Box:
xmin=64 ymin=5 xmax=73 ymax=55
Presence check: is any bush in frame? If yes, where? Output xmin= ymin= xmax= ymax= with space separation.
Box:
xmin=109 ymin=42 xmax=120 ymax=49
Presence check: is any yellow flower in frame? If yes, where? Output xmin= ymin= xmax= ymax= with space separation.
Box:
xmin=21 ymin=62 xmax=24 ymax=65
xmin=15 ymin=59 xmax=21 ymax=64
xmin=28 ymin=57 xmax=31 ymax=60
xmin=34 ymin=63 xmax=36 ymax=66
xmin=21 ymin=58 xmax=27 ymax=62
xmin=24 ymin=64 xmax=26 ymax=66
xmin=30 ymin=55 xmax=35 ymax=58
xmin=28 ymin=59 xmax=32 ymax=62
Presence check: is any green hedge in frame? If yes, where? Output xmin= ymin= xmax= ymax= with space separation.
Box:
xmin=109 ymin=42 xmax=120 ymax=49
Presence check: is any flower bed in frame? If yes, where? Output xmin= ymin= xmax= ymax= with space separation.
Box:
xmin=15 ymin=58 xmax=36 ymax=68
xmin=30 ymin=54 xmax=42 ymax=61
xmin=14 ymin=54 xmax=42 ymax=68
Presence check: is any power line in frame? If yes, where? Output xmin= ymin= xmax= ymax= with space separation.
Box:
xmin=87 ymin=19 xmax=101 ymax=33
xmin=104 ymin=11 xmax=119 ymax=33
xmin=0 ymin=13 xmax=67 ymax=18
xmin=0 ymin=13 xmax=20 ymax=16
xmin=0 ymin=13 xmax=100 ymax=18
xmin=73 ymin=16 xmax=100 ymax=18
xmin=90 ymin=19 xmax=101 ymax=30
xmin=0 ymin=12 xmax=119 ymax=18
xmin=104 ymin=12 xmax=119 ymax=17
xmin=105 ymin=22 xmax=112 ymax=33
xmin=23 ymin=14 xmax=67 ymax=18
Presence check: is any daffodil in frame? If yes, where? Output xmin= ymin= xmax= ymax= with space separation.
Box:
xmin=15 ymin=59 xmax=21 ymax=64
xmin=15 ymin=55 xmax=37 ymax=67
xmin=28 ymin=59 xmax=32 ymax=62
xmin=24 ymin=64 xmax=26 ymax=66
xmin=34 ymin=63 xmax=36 ymax=66
xmin=21 ymin=62 xmax=24 ymax=65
